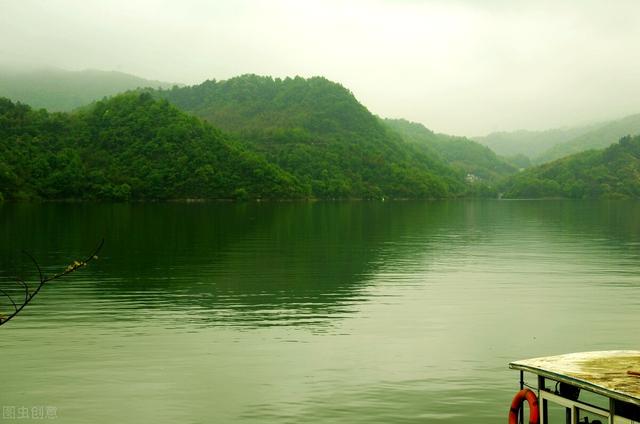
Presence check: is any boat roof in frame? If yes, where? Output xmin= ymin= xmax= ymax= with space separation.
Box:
xmin=510 ymin=351 xmax=640 ymax=406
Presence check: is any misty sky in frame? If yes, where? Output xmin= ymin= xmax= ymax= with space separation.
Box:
xmin=1 ymin=0 xmax=640 ymax=135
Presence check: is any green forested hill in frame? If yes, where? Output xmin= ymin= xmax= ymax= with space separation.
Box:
xmin=158 ymin=74 xmax=374 ymax=134
xmin=473 ymin=125 xmax=599 ymax=159
xmin=502 ymin=135 xmax=640 ymax=199
xmin=0 ymin=67 xmax=175 ymax=112
xmin=384 ymin=118 xmax=516 ymax=180
xmin=474 ymin=114 xmax=640 ymax=166
xmin=536 ymin=114 xmax=640 ymax=163
xmin=157 ymin=74 xmax=465 ymax=198
xmin=0 ymin=93 xmax=305 ymax=201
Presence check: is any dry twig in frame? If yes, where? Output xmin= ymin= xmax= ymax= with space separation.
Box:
xmin=0 ymin=239 xmax=104 ymax=327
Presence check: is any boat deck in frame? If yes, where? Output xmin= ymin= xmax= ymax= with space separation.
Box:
xmin=510 ymin=350 xmax=640 ymax=406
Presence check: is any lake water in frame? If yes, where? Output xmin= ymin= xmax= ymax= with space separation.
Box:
xmin=1 ymin=200 xmax=639 ymax=423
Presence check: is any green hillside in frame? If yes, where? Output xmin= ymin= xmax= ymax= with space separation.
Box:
xmin=384 ymin=118 xmax=517 ymax=180
xmin=536 ymin=114 xmax=640 ymax=163
xmin=0 ymin=93 xmax=305 ymax=201
xmin=157 ymin=74 xmax=465 ymax=199
xmin=502 ymin=135 xmax=640 ymax=199
xmin=475 ymin=114 xmax=640 ymax=166
xmin=473 ymin=125 xmax=599 ymax=159
xmin=0 ymin=67 xmax=175 ymax=112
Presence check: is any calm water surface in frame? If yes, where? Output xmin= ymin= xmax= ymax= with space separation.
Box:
xmin=1 ymin=200 xmax=639 ymax=423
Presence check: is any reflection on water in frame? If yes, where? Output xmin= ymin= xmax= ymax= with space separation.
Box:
xmin=1 ymin=200 xmax=640 ymax=423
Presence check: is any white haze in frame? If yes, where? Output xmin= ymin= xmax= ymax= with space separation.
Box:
xmin=1 ymin=0 xmax=640 ymax=136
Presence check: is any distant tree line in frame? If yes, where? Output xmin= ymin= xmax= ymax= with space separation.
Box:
xmin=2 ymin=73 xmax=639 ymax=202
xmin=0 ymin=75 xmax=474 ymax=201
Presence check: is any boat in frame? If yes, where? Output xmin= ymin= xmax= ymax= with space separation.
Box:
xmin=508 ymin=351 xmax=640 ymax=424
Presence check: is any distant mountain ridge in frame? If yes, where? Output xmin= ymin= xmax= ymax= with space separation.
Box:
xmin=0 ymin=74 xmax=474 ymax=200
xmin=501 ymin=135 xmax=640 ymax=199
xmin=0 ymin=67 xmax=176 ymax=111
xmin=12 ymin=67 xmax=639 ymax=200
xmin=473 ymin=124 xmax=602 ymax=160
xmin=475 ymin=113 xmax=640 ymax=165
xmin=536 ymin=113 xmax=640 ymax=163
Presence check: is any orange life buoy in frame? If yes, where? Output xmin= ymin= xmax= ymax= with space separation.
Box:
xmin=508 ymin=388 xmax=540 ymax=424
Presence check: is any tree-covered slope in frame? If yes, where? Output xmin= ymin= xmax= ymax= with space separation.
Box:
xmin=536 ymin=113 xmax=640 ymax=163
xmin=501 ymin=135 xmax=640 ymax=199
xmin=0 ymin=93 xmax=305 ymax=201
xmin=384 ymin=118 xmax=517 ymax=180
xmin=0 ymin=67 xmax=175 ymax=112
xmin=157 ymin=74 xmax=465 ymax=198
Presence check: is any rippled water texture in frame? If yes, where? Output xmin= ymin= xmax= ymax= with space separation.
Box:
xmin=1 ymin=200 xmax=639 ymax=423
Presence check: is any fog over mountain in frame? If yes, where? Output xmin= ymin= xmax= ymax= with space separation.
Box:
xmin=2 ymin=0 xmax=640 ymax=135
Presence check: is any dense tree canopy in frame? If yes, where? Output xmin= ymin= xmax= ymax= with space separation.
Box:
xmin=157 ymin=74 xmax=466 ymax=199
xmin=384 ymin=118 xmax=516 ymax=180
xmin=12 ymin=73 xmax=637 ymax=202
xmin=0 ymin=94 xmax=306 ymax=200
xmin=3 ymin=69 xmax=640 ymax=202
xmin=501 ymin=135 xmax=640 ymax=199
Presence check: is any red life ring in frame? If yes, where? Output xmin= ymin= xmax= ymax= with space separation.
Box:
xmin=508 ymin=389 xmax=540 ymax=424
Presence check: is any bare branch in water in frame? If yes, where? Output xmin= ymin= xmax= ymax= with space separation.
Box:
xmin=0 ymin=239 xmax=104 ymax=327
